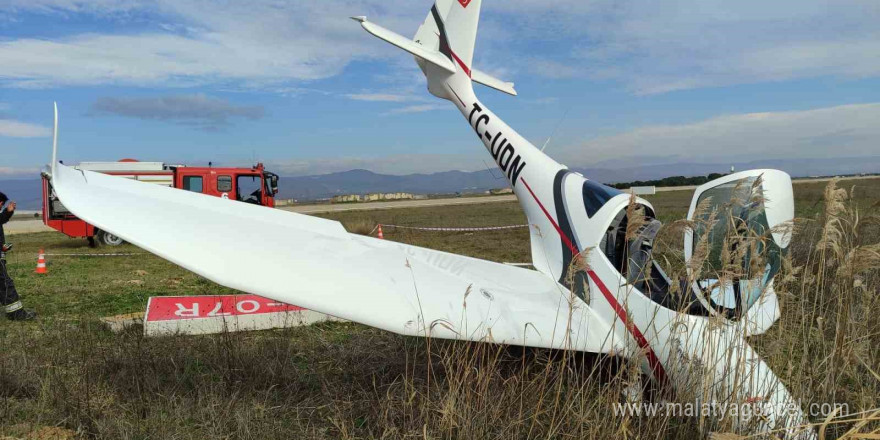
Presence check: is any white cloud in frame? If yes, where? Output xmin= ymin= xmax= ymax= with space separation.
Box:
xmin=0 ymin=0 xmax=144 ymax=15
xmin=90 ymin=94 xmax=264 ymax=130
xmin=559 ymin=103 xmax=880 ymax=166
xmin=0 ymin=32 xmax=351 ymax=88
xmin=0 ymin=0 xmax=877 ymax=94
xmin=481 ymin=1 xmax=880 ymax=93
xmin=524 ymin=59 xmax=579 ymax=80
xmin=382 ymin=104 xmax=447 ymax=115
xmin=0 ymin=119 xmax=52 ymax=138
xmin=260 ymin=103 xmax=880 ymax=175
xmin=0 ymin=0 xmax=428 ymax=88
xmin=570 ymin=1 xmax=880 ymax=94
xmin=0 ymin=166 xmax=41 ymax=178
xmin=345 ymin=93 xmax=419 ymax=102
xmin=529 ymin=97 xmax=560 ymax=105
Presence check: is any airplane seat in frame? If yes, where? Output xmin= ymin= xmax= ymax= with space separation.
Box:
xmin=618 ymin=216 xmax=710 ymax=315
xmin=626 ymin=219 xmax=662 ymax=292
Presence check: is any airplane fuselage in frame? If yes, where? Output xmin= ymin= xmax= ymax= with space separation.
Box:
xmin=435 ymin=73 xmax=811 ymax=438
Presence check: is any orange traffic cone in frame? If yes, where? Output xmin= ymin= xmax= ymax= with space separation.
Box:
xmin=35 ymin=249 xmax=47 ymax=274
xmin=377 ymin=225 xmax=384 ymax=239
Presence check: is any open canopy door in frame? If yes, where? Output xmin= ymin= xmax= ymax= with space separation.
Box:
xmin=684 ymin=170 xmax=794 ymax=322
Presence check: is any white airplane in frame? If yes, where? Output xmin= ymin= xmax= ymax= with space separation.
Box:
xmin=49 ymin=0 xmax=814 ymax=437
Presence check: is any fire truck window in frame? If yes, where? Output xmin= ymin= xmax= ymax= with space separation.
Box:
xmin=182 ymin=176 xmax=203 ymax=193
xmin=217 ymin=176 xmax=233 ymax=192
xmin=236 ymin=175 xmax=262 ymax=204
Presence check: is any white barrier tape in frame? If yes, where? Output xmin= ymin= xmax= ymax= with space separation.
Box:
xmin=379 ymin=223 xmax=529 ymax=232
xmin=44 ymin=253 xmax=146 ymax=257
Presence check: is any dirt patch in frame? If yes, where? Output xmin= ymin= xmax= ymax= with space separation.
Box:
xmin=27 ymin=427 xmax=77 ymax=440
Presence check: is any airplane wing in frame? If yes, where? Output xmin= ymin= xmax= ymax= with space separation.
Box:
xmin=52 ymin=163 xmax=619 ymax=353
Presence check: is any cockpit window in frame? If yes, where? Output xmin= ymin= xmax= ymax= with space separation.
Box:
xmin=264 ymin=173 xmax=279 ymax=196
xmin=690 ymin=177 xmax=782 ymax=314
xmin=599 ymin=204 xmax=711 ymax=316
xmin=597 ymin=177 xmax=784 ymax=320
xmin=582 ymin=180 xmax=624 ymax=218
xmin=236 ymin=174 xmax=262 ymax=205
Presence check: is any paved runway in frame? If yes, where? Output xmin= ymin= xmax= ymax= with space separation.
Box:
xmin=6 ymin=219 xmax=53 ymax=235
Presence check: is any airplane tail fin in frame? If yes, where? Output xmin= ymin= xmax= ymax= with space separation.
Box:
xmin=418 ymin=0 xmax=479 ymax=76
xmin=354 ymin=0 xmax=516 ymax=96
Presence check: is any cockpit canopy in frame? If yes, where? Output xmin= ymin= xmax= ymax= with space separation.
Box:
xmin=602 ymin=170 xmax=794 ymax=320
xmin=687 ymin=173 xmax=790 ymax=316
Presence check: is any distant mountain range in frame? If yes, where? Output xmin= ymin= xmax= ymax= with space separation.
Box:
xmin=0 ymin=178 xmax=42 ymax=212
xmin=275 ymin=156 xmax=880 ymax=201
xmin=277 ymin=169 xmax=502 ymax=201
xmin=3 ymin=156 xmax=878 ymax=210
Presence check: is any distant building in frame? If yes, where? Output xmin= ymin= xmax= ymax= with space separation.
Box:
xmin=362 ymin=192 xmax=416 ymax=202
xmin=331 ymin=194 xmax=363 ymax=203
xmin=385 ymin=192 xmax=414 ymax=200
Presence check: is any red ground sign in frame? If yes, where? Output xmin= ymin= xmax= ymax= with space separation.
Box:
xmin=145 ymin=294 xmax=305 ymax=322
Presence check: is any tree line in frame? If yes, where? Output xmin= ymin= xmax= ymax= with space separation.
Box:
xmin=609 ymin=173 xmax=728 ymax=189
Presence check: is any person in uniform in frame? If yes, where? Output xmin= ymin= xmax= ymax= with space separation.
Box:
xmin=0 ymin=191 xmax=37 ymax=321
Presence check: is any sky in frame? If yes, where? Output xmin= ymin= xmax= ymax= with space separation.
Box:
xmin=1 ymin=0 xmax=879 ymax=179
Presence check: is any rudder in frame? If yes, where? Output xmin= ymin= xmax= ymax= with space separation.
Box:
xmin=358 ymin=0 xmax=515 ymax=96
xmin=443 ymin=0 xmax=481 ymax=75
xmin=416 ymin=0 xmax=481 ymax=77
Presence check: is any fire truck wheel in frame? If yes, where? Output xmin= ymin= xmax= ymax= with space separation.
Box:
xmin=99 ymin=230 xmax=125 ymax=246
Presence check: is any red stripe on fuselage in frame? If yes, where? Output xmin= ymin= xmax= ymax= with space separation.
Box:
xmin=520 ymin=178 xmax=667 ymax=384
xmin=450 ymin=51 xmax=472 ymax=77
xmin=586 ymin=270 xmax=668 ymax=384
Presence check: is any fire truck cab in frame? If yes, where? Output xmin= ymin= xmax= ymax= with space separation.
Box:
xmin=43 ymin=159 xmax=279 ymax=246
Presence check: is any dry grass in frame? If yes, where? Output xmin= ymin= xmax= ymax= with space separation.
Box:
xmin=752 ymin=179 xmax=879 ymax=438
xmin=0 ymin=179 xmax=878 ymax=439
xmin=647 ymin=178 xmax=879 ymax=438
xmin=341 ymin=219 xmax=378 ymax=236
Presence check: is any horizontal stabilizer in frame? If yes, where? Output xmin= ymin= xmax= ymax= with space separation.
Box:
xmin=472 ymin=69 xmax=517 ymax=96
xmin=352 ymin=16 xmax=455 ymax=74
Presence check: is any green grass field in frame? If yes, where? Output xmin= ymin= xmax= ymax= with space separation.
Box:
xmin=1 ymin=178 xmax=878 ymax=439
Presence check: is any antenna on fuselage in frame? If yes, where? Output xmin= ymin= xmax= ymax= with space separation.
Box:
xmin=482 ymin=159 xmax=505 ymax=180
xmin=540 ymin=106 xmax=571 ymax=152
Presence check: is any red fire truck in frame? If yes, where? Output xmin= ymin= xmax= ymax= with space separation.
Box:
xmin=42 ymin=159 xmax=279 ymax=246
